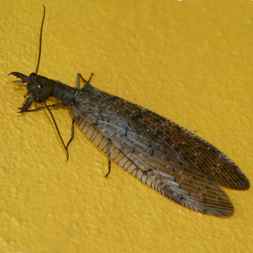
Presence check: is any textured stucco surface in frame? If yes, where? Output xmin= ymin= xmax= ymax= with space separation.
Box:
xmin=0 ymin=0 xmax=253 ymax=252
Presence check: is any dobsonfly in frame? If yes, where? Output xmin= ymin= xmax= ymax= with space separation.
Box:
xmin=10 ymin=6 xmax=250 ymax=217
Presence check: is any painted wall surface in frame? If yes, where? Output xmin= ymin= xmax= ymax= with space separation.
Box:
xmin=0 ymin=1 xmax=252 ymax=252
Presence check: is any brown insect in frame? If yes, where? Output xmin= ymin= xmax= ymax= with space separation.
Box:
xmin=10 ymin=6 xmax=249 ymax=217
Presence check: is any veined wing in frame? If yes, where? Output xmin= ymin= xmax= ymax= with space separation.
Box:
xmin=100 ymin=121 xmax=234 ymax=216
xmin=73 ymin=85 xmax=249 ymax=216
xmin=98 ymin=95 xmax=250 ymax=191
xmin=74 ymin=108 xmax=233 ymax=216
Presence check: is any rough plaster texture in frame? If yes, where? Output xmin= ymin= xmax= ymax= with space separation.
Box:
xmin=0 ymin=0 xmax=253 ymax=252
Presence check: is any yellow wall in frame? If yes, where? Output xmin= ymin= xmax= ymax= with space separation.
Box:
xmin=1 ymin=0 xmax=253 ymax=252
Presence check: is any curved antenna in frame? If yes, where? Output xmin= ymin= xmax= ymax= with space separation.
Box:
xmin=35 ymin=5 xmax=46 ymax=74
xmin=33 ymin=6 xmax=72 ymax=160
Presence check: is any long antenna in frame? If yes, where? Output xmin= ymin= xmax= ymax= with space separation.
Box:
xmin=35 ymin=5 xmax=46 ymax=74
xmin=35 ymin=6 xmax=70 ymax=160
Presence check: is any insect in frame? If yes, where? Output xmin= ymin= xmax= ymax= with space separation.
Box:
xmin=10 ymin=6 xmax=249 ymax=217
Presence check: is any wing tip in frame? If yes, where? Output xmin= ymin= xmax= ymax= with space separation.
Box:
xmin=221 ymin=156 xmax=250 ymax=190
xmin=237 ymin=176 xmax=250 ymax=190
xmin=228 ymin=173 xmax=250 ymax=190
xmin=217 ymin=161 xmax=250 ymax=190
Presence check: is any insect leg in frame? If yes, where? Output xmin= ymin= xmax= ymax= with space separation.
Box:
xmin=66 ymin=118 xmax=75 ymax=151
xmin=76 ymin=73 xmax=94 ymax=89
xmin=44 ymin=102 xmax=70 ymax=160
xmin=105 ymin=158 xmax=111 ymax=178
xmin=104 ymin=140 xmax=112 ymax=178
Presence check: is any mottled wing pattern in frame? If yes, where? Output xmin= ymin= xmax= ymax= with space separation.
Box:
xmin=104 ymin=96 xmax=249 ymax=190
xmin=72 ymin=85 xmax=249 ymax=216
xmin=118 ymin=104 xmax=249 ymax=191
